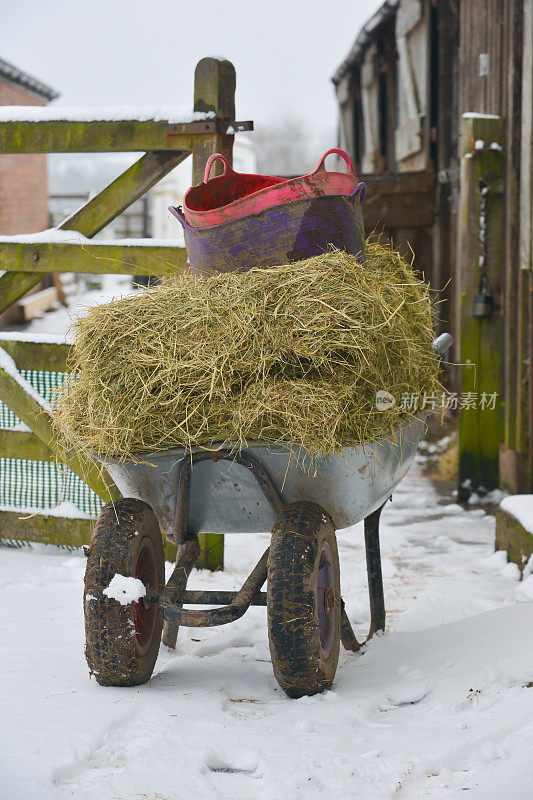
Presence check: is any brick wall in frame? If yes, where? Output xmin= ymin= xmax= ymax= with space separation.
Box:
xmin=0 ymin=81 xmax=48 ymax=235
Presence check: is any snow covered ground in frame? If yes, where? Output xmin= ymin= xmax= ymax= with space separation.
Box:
xmin=1 ymin=469 xmax=532 ymax=800
xmin=4 ymin=273 xmax=135 ymax=338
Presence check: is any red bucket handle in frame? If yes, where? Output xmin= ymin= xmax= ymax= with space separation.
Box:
xmin=203 ymin=153 xmax=235 ymax=183
xmin=313 ymin=148 xmax=357 ymax=178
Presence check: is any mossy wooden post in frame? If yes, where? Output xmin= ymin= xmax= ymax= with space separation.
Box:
xmin=192 ymin=57 xmax=235 ymax=571
xmin=457 ymin=116 xmax=505 ymax=499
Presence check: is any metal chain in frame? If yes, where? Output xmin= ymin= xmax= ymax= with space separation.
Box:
xmin=478 ymin=179 xmax=490 ymax=294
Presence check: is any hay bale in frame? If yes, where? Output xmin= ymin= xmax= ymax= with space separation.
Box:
xmin=55 ymin=244 xmax=441 ymax=460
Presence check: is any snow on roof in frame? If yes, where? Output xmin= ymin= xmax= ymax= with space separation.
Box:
xmin=0 ymin=56 xmax=58 ymax=101
xmin=0 ymin=105 xmax=215 ymax=124
xmin=500 ymin=495 xmax=533 ymax=535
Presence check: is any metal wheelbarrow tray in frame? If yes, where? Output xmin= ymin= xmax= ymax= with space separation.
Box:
xmin=102 ymin=417 xmax=424 ymax=539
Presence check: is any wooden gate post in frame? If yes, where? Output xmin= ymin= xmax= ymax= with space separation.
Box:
xmin=192 ymin=57 xmax=235 ymax=184
xmin=192 ymin=58 xmax=235 ymax=570
xmin=457 ymin=115 xmax=505 ymax=499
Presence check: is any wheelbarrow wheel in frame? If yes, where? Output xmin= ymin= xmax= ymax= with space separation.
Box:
xmin=267 ymin=501 xmax=341 ymax=698
xmin=84 ymin=498 xmax=165 ymax=687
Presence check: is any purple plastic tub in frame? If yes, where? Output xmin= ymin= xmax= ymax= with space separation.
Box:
xmin=169 ymin=185 xmax=366 ymax=275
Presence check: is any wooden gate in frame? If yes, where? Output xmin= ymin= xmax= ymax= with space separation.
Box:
xmin=0 ymin=57 xmax=247 ymax=568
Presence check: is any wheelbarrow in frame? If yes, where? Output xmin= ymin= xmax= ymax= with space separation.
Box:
xmin=82 ymin=334 xmax=451 ymax=698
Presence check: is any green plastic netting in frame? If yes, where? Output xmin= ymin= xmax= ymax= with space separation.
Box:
xmin=0 ymin=369 xmax=103 ymax=518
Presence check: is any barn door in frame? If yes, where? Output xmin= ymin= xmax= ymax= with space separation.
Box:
xmin=395 ymin=0 xmax=429 ymax=168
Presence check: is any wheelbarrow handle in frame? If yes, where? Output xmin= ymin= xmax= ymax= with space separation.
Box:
xmin=203 ymin=153 xmax=235 ymax=183
xmin=432 ymin=332 xmax=453 ymax=356
xmin=313 ymin=147 xmax=357 ymax=178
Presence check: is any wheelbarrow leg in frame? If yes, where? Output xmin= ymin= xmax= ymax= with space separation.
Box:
xmin=364 ymin=502 xmax=386 ymax=637
xmin=161 ymin=538 xmax=201 ymax=649
xmin=340 ymin=501 xmax=386 ymax=652
xmin=162 ymin=621 xmax=179 ymax=650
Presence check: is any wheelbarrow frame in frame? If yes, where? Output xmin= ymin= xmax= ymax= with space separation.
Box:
xmin=138 ymin=447 xmax=386 ymax=653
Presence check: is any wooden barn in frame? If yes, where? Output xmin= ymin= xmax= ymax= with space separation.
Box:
xmin=333 ymin=0 xmax=533 ymax=503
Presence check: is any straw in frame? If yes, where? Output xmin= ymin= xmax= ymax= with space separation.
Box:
xmin=55 ymin=243 xmax=441 ymax=460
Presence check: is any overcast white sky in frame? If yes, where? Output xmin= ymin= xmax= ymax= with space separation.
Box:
xmin=1 ymin=0 xmax=383 ymax=140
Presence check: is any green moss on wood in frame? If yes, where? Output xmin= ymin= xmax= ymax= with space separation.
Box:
xmin=0 ymin=119 xmax=211 ymax=154
xmin=0 ymin=430 xmax=53 ymax=460
xmin=0 ymin=339 xmax=70 ymax=371
xmin=0 ymin=510 xmax=93 ymax=547
xmin=65 ymin=150 xmax=190 ymax=238
xmin=458 ymin=116 xmax=505 ymax=495
xmin=0 ymin=242 xmax=188 ymax=276
xmin=196 ymin=532 xmax=225 ymax=571
xmin=495 ymin=508 xmax=533 ymax=572
xmin=0 ymin=272 xmax=46 ymax=316
xmin=0 ymin=508 xmax=180 ymax=561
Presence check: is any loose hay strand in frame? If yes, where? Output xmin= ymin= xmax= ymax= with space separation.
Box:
xmin=55 ymin=244 xmax=441 ymax=461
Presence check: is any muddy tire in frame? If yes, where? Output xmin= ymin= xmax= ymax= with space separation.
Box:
xmin=267 ymin=501 xmax=341 ymax=698
xmin=84 ymin=498 xmax=165 ymax=686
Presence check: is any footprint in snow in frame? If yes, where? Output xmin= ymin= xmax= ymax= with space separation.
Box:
xmin=378 ymin=678 xmax=432 ymax=711
xmin=51 ymin=712 xmax=147 ymax=787
xmin=204 ymin=748 xmax=261 ymax=775
xmin=192 ymin=633 xmax=255 ymax=658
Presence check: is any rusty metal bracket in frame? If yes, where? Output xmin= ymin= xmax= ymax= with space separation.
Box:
xmin=166 ymin=119 xmax=253 ymax=137
xmin=167 ymin=120 xmax=217 ymax=135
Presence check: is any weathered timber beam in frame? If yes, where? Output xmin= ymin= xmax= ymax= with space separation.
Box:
xmin=188 ymin=57 xmax=236 ymax=573
xmin=359 ymin=170 xmax=436 ymax=229
xmin=359 ymin=171 xmax=436 ymax=193
xmin=63 ymin=150 xmax=190 ymax=237
xmin=0 ymin=242 xmax=187 ymax=276
xmin=0 ymin=337 xmax=70 ymax=371
xmin=0 ymin=511 xmax=94 ymax=548
xmin=362 ymin=199 xmax=435 ymax=229
xmin=0 ymin=429 xmax=54 ymax=461
xmin=457 ymin=116 xmax=504 ymax=497
xmin=0 ymin=119 xmax=215 ymax=153
xmin=0 ymin=362 xmax=119 ymax=502
xmin=0 ymin=509 xmax=178 ymax=559
xmin=193 ymin=58 xmax=235 ymax=184
xmin=0 ymin=272 xmax=48 ymax=315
